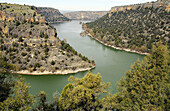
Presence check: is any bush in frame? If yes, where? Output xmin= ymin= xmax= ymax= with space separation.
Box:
xmin=30 ymin=24 xmax=34 ymax=28
xmin=16 ymin=21 xmax=20 ymax=26
xmin=33 ymin=21 xmax=39 ymax=25
xmin=51 ymin=60 xmax=55 ymax=65
xmin=34 ymin=63 xmax=41 ymax=68
xmin=24 ymin=42 xmax=27 ymax=47
xmin=18 ymin=37 xmax=23 ymax=42
xmin=44 ymin=33 xmax=48 ymax=39
xmin=82 ymin=56 xmax=87 ymax=61
xmin=55 ymin=66 xmax=59 ymax=70
xmin=40 ymin=68 xmax=45 ymax=72
xmin=26 ymin=47 xmax=31 ymax=52
xmin=21 ymin=52 xmax=27 ymax=56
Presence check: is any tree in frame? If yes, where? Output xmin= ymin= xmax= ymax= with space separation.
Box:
xmin=0 ymin=76 xmax=35 ymax=111
xmin=33 ymin=91 xmax=59 ymax=111
xmin=18 ymin=37 xmax=24 ymax=42
xmin=33 ymin=12 xmax=36 ymax=17
xmin=51 ymin=60 xmax=55 ymax=65
xmin=44 ymin=33 xmax=48 ymax=39
xmin=58 ymin=71 xmax=110 ymax=110
xmin=102 ymin=42 xmax=169 ymax=110
xmin=15 ymin=21 xmax=20 ymax=26
xmin=0 ymin=53 xmax=15 ymax=102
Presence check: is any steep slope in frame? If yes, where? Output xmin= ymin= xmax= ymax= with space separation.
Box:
xmin=83 ymin=0 xmax=170 ymax=54
xmin=64 ymin=11 xmax=108 ymax=20
xmin=37 ymin=7 xmax=70 ymax=23
xmin=0 ymin=3 xmax=95 ymax=75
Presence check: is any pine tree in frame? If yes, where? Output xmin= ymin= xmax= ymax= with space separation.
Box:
xmin=102 ymin=42 xmax=169 ymax=110
xmin=0 ymin=53 xmax=15 ymax=102
xmin=58 ymin=71 xmax=110 ymax=110
xmin=1 ymin=76 xmax=35 ymax=111
xmin=33 ymin=91 xmax=59 ymax=111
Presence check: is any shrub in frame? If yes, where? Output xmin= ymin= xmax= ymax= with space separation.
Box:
xmin=18 ymin=37 xmax=24 ymax=42
xmin=30 ymin=24 xmax=34 ymax=28
xmin=51 ymin=60 xmax=55 ymax=65
xmin=21 ymin=52 xmax=27 ymax=56
xmin=33 ymin=21 xmax=39 ymax=25
xmin=40 ymin=68 xmax=45 ymax=72
xmin=16 ymin=21 xmax=20 ymax=26
xmin=55 ymin=66 xmax=59 ymax=70
xmin=34 ymin=63 xmax=40 ymax=68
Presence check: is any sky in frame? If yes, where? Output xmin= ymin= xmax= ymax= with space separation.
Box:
xmin=1 ymin=0 xmax=157 ymax=11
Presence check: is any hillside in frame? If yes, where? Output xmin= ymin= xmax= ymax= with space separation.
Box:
xmin=83 ymin=0 xmax=170 ymax=54
xmin=37 ymin=7 xmax=70 ymax=23
xmin=64 ymin=11 xmax=108 ymax=20
xmin=0 ymin=3 xmax=95 ymax=75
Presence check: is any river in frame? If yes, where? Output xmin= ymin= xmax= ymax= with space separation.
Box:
xmin=22 ymin=20 xmax=144 ymax=101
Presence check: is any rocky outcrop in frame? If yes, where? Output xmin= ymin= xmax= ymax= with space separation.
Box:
xmin=64 ymin=11 xmax=108 ymax=20
xmin=166 ymin=4 xmax=170 ymax=12
xmin=109 ymin=0 xmax=170 ymax=13
xmin=37 ymin=7 xmax=70 ymax=23
xmin=0 ymin=3 xmax=45 ymax=23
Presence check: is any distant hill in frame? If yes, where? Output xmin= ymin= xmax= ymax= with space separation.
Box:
xmin=83 ymin=0 xmax=170 ymax=54
xmin=37 ymin=7 xmax=70 ymax=23
xmin=64 ymin=11 xmax=108 ymax=20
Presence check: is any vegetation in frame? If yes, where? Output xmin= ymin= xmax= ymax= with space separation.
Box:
xmin=0 ymin=2 xmax=169 ymax=111
xmin=37 ymin=7 xmax=70 ymax=23
xmin=1 ymin=76 xmax=35 ymax=111
xmin=1 ymin=42 xmax=169 ymax=110
xmin=59 ymin=71 xmax=110 ymax=110
xmin=102 ymin=42 xmax=169 ymax=110
xmin=85 ymin=6 xmax=170 ymax=53
xmin=0 ymin=53 xmax=35 ymax=110
xmin=33 ymin=91 xmax=59 ymax=111
xmin=0 ymin=53 xmax=14 ymax=102
xmin=0 ymin=3 xmax=94 ymax=74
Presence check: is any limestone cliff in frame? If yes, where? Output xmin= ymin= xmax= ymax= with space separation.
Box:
xmin=37 ymin=7 xmax=70 ymax=23
xmin=64 ymin=11 xmax=108 ymax=20
xmin=109 ymin=0 xmax=170 ymax=14
xmin=0 ymin=3 xmax=45 ymax=23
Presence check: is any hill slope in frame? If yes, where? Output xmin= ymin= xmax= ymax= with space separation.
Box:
xmin=37 ymin=7 xmax=70 ymax=23
xmin=0 ymin=3 xmax=95 ymax=75
xmin=83 ymin=0 xmax=170 ymax=54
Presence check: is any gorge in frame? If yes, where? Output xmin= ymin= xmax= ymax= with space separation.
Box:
xmin=22 ymin=20 xmax=144 ymax=100
xmin=0 ymin=0 xmax=169 ymax=110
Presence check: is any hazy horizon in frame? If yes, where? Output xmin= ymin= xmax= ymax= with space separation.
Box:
xmin=1 ymin=0 xmax=157 ymax=11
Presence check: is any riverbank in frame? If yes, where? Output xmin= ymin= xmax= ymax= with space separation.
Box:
xmin=13 ymin=65 xmax=95 ymax=75
xmin=49 ymin=20 xmax=72 ymax=24
xmin=83 ymin=31 xmax=148 ymax=55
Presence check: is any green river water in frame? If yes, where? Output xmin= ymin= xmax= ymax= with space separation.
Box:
xmin=22 ymin=20 xmax=144 ymax=101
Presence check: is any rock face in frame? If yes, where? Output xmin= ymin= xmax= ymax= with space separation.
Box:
xmin=84 ymin=0 xmax=170 ymax=54
xmin=0 ymin=3 xmax=95 ymax=74
xmin=64 ymin=11 xmax=108 ymax=20
xmin=37 ymin=7 xmax=70 ymax=23
xmin=0 ymin=3 xmax=45 ymax=23
xmin=109 ymin=0 xmax=170 ymax=13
